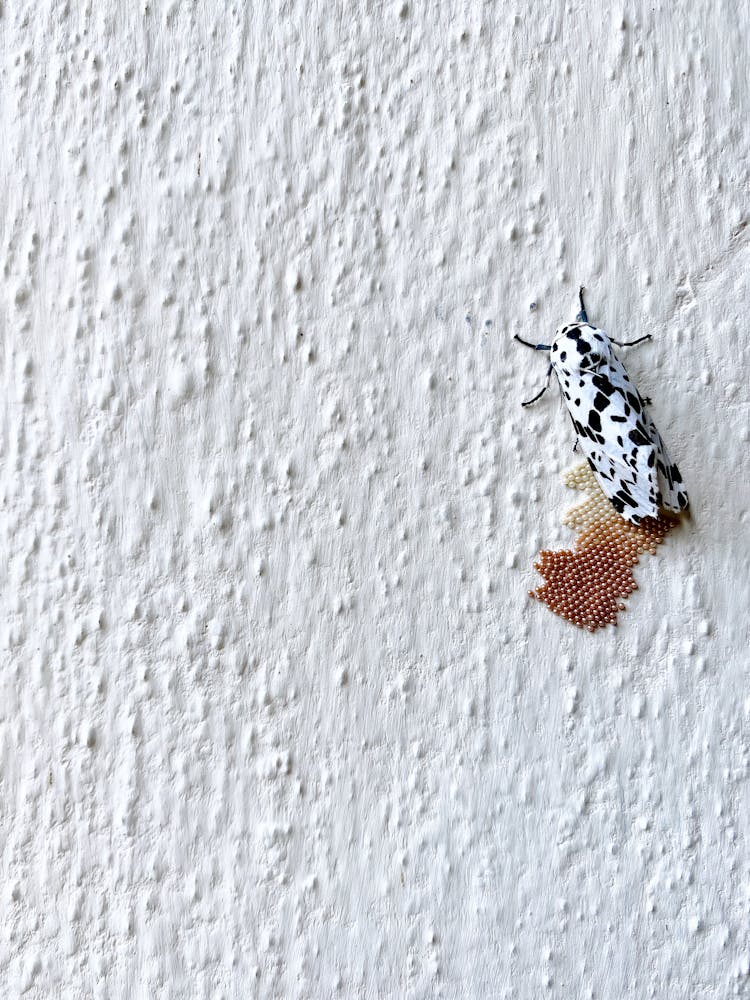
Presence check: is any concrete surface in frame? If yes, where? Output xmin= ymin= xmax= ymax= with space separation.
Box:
xmin=1 ymin=1 xmax=749 ymax=997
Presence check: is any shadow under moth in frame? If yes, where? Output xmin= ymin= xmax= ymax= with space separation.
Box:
xmin=516 ymin=287 xmax=689 ymax=630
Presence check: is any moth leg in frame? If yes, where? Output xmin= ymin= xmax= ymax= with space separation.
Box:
xmin=521 ymin=364 xmax=553 ymax=407
xmin=514 ymin=334 xmax=551 ymax=351
xmin=573 ymin=439 xmax=579 ymax=453
xmin=609 ymin=334 xmax=652 ymax=347
xmin=576 ymin=285 xmax=588 ymax=323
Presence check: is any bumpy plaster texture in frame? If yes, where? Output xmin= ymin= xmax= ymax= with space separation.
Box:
xmin=1 ymin=3 xmax=749 ymax=998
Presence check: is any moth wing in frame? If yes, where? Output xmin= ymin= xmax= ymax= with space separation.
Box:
xmin=637 ymin=404 xmax=689 ymax=514
xmin=554 ymin=355 xmax=663 ymax=524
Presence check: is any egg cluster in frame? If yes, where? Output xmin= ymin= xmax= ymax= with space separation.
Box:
xmin=530 ymin=463 xmax=680 ymax=631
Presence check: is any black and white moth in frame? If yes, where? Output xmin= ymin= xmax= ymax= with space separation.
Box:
xmin=515 ymin=288 xmax=689 ymax=525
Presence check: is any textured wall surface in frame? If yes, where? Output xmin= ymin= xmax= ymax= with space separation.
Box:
xmin=2 ymin=2 xmax=749 ymax=998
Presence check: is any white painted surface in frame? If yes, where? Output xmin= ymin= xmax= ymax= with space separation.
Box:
xmin=1 ymin=2 xmax=749 ymax=997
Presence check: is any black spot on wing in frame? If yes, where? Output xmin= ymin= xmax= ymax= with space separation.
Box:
xmin=592 ymin=373 xmax=614 ymax=394
xmin=629 ymin=427 xmax=650 ymax=448
xmin=615 ymin=489 xmax=638 ymax=509
xmin=626 ymin=391 xmax=641 ymax=413
xmin=593 ymin=391 xmax=610 ymax=412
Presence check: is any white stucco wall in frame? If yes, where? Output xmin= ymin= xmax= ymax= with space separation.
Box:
xmin=2 ymin=2 xmax=749 ymax=997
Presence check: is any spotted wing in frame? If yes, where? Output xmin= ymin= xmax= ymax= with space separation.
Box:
xmin=553 ymin=346 xmax=688 ymax=524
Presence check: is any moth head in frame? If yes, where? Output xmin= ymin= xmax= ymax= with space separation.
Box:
xmin=551 ymin=324 xmax=608 ymax=372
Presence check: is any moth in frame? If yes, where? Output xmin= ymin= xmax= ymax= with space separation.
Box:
xmin=515 ymin=288 xmax=689 ymax=525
